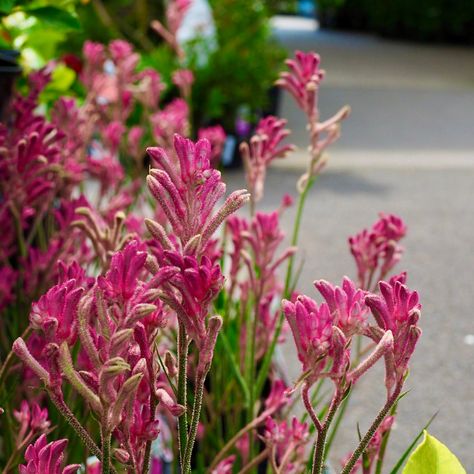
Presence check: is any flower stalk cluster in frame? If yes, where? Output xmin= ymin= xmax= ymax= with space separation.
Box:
xmin=0 ymin=46 xmax=426 ymax=474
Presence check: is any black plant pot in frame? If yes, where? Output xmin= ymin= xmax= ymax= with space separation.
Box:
xmin=0 ymin=50 xmax=22 ymax=122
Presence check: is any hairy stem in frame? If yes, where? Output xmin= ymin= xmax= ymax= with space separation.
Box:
xmin=183 ymin=372 xmax=206 ymax=474
xmin=48 ymin=390 xmax=102 ymax=461
xmin=341 ymin=383 xmax=403 ymax=474
xmin=312 ymin=390 xmax=342 ymax=474
xmin=302 ymin=381 xmax=322 ymax=432
xmin=101 ymin=426 xmax=111 ymax=474
xmin=255 ymin=175 xmax=316 ymax=400
xmin=177 ymin=322 xmax=189 ymax=470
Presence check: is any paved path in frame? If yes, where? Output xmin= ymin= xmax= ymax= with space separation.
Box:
xmin=229 ymin=18 xmax=474 ymax=471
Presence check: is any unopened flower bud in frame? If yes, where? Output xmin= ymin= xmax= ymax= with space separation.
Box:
xmin=13 ymin=338 xmax=50 ymax=386
xmin=156 ymin=388 xmax=185 ymax=416
xmin=164 ymin=351 xmax=178 ymax=378
xmin=110 ymin=329 xmax=134 ymax=356
xmin=198 ymin=316 xmax=222 ymax=377
xmin=113 ymin=448 xmax=130 ymax=464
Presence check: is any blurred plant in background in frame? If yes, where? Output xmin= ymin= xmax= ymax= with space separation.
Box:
xmin=316 ymin=0 xmax=474 ymax=44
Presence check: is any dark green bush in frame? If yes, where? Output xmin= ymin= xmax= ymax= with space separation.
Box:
xmin=317 ymin=0 xmax=474 ymax=44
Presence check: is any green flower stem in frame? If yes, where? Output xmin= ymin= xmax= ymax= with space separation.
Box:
xmin=324 ymin=390 xmax=350 ymax=461
xmin=284 ymin=175 xmax=316 ymax=294
xmin=48 ymin=390 xmax=103 ymax=462
xmin=0 ymin=326 xmax=31 ymax=387
xmin=177 ymin=322 xmax=189 ymax=470
xmin=142 ymin=384 xmax=158 ymax=472
xmin=255 ymin=175 xmax=316 ymax=400
xmin=341 ymin=383 xmax=403 ymax=474
xmin=101 ymin=426 xmax=112 ymax=474
xmin=183 ymin=372 xmax=206 ymax=474
xmin=312 ymin=390 xmax=342 ymax=474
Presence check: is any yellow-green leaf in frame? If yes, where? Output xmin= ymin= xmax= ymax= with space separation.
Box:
xmin=402 ymin=430 xmax=466 ymax=474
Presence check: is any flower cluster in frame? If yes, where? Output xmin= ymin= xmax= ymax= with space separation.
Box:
xmin=240 ymin=115 xmax=295 ymax=203
xmin=277 ymin=51 xmax=350 ymax=190
xmin=349 ymin=213 xmax=407 ymax=289
xmin=0 ymin=46 xmax=428 ymax=474
xmin=13 ymin=242 xmax=181 ymax=471
xmin=20 ymin=434 xmax=80 ymax=474
xmin=228 ymin=210 xmax=296 ymax=359
xmin=146 ymin=134 xmax=249 ymax=256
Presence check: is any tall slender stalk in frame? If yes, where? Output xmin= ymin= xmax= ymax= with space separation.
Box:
xmin=0 ymin=326 xmax=31 ymax=387
xmin=255 ymin=175 xmax=316 ymax=399
xmin=48 ymin=390 xmax=103 ymax=461
xmin=183 ymin=373 xmax=206 ymax=474
xmin=341 ymin=383 xmax=403 ymax=474
xmin=177 ymin=323 xmax=189 ymax=470
xmin=101 ymin=427 xmax=111 ymax=474
xmin=311 ymin=391 xmax=342 ymax=474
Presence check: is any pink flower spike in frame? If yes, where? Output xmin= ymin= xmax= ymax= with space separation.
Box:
xmin=241 ymin=115 xmax=295 ymax=202
xmin=349 ymin=213 xmax=407 ymax=289
xmin=198 ymin=125 xmax=226 ymax=166
xmin=98 ymin=240 xmax=147 ymax=301
xmin=29 ymin=280 xmax=83 ymax=345
xmin=314 ymin=276 xmax=368 ymax=336
xmin=264 ymin=379 xmax=290 ymax=412
xmin=172 ymin=69 xmax=194 ymax=98
xmin=147 ymin=134 xmax=248 ymax=255
xmin=20 ymin=434 xmax=80 ymax=474
xmin=276 ymin=51 xmax=325 ymax=117
xmin=282 ymin=295 xmax=333 ymax=376
xmin=365 ymin=278 xmax=422 ymax=384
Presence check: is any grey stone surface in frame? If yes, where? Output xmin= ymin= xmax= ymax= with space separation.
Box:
xmin=225 ymin=166 xmax=474 ymax=471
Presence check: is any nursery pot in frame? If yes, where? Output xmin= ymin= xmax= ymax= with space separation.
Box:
xmin=0 ymin=50 xmax=21 ymax=121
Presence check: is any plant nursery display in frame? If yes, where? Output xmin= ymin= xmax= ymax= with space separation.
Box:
xmin=0 ymin=2 xmax=467 ymax=474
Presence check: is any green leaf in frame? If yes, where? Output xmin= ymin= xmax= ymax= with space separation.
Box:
xmin=0 ymin=0 xmax=15 ymax=14
xmin=402 ymin=431 xmax=466 ymax=474
xmin=389 ymin=411 xmax=438 ymax=474
xmin=25 ymin=6 xmax=80 ymax=31
xmin=48 ymin=63 xmax=76 ymax=91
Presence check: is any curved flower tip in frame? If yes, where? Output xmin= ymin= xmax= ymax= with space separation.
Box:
xmin=20 ymin=434 xmax=80 ymax=474
xmin=29 ymin=279 xmax=83 ymax=345
xmin=314 ymin=276 xmax=368 ymax=337
xmin=282 ymin=295 xmax=333 ymax=373
xmin=156 ymin=388 xmax=185 ymax=416
xmin=277 ymin=51 xmax=325 ymax=115
xmin=365 ymin=278 xmax=421 ymax=383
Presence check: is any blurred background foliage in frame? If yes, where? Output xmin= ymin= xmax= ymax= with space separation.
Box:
xmin=2 ymin=0 xmax=473 ymax=131
xmin=1 ymin=0 xmax=286 ymax=132
xmin=316 ymin=0 xmax=474 ymax=44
